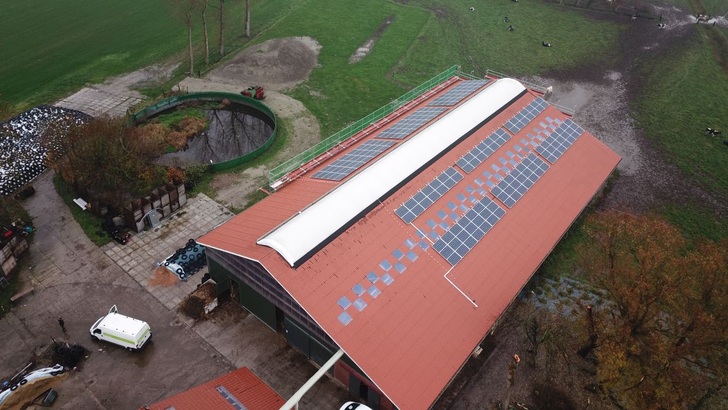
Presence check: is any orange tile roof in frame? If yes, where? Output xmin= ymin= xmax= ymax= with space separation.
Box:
xmin=198 ymin=78 xmax=621 ymax=409
xmin=145 ymin=367 xmax=285 ymax=410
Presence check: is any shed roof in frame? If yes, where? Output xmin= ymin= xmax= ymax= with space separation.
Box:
xmin=144 ymin=367 xmax=285 ymax=410
xmin=258 ymin=79 xmax=526 ymax=267
xmin=199 ymin=76 xmax=620 ymax=409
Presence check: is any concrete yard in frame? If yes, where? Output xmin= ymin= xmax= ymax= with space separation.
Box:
xmin=0 ymin=171 xmax=349 ymax=409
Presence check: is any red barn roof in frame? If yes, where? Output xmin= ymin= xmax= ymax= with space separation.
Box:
xmin=145 ymin=367 xmax=285 ymax=410
xmin=199 ymin=76 xmax=621 ymax=409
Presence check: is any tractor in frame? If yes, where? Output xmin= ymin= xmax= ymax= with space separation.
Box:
xmin=241 ymin=85 xmax=265 ymax=100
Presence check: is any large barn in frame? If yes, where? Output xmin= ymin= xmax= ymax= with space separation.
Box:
xmin=198 ymin=69 xmax=621 ymax=409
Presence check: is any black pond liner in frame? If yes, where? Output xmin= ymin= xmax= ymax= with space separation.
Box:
xmin=152 ymin=103 xmax=274 ymax=168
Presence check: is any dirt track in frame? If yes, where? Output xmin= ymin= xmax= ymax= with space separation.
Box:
xmin=532 ymin=3 xmax=726 ymax=215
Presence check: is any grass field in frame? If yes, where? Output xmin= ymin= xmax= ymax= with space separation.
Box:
xmin=272 ymin=0 xmax=623 ymax=135
xmin=633 ymin=24 xmax=728 ymax=208
xmin=2 ymin=0 xmax=621 ymax=127
xmin=0 ymin=0 xmax=261 ymax=110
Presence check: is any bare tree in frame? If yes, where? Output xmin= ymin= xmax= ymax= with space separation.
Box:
xmin=244 ymin=0 xmax=250 ymax=38
xmin=502 ymin=354 xmax=521 ymax=410
xmin=169 ymin=0 xmax=201 ymax=75
xmin=218 ymin=0 xmax=225 ymax=56
xmin=201 ymin=0 xmax=210 ymax=66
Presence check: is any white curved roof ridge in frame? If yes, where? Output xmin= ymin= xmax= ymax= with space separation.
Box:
xmin=258 ymin=78 xmax=526 ymax=267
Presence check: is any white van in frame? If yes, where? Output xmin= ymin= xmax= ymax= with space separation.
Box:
xmin=89 ymin=305 xmax=152 ymax=351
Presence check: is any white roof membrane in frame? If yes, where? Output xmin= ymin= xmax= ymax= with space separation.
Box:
xmin=257 ymin=78 xmax=527 ymax=267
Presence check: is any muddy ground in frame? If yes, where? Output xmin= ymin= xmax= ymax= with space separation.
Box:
xmin=538 ymin=3 xmax=727 ymax=216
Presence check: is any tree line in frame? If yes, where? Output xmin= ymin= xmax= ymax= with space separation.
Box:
xmin=171 ymin=0 xmax=251 ymax=75
xmin=506 ymin=211 xmax=728 ymax=408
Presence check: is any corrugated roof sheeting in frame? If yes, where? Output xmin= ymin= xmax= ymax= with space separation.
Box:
xmin=198 ymin=77 xmax=621 ymax=409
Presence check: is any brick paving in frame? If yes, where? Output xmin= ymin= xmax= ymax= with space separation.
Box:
xmin=55 ymin=87 xmax=143 ymax=118
xmin=101 ymin=193 xmax=233 ymax=311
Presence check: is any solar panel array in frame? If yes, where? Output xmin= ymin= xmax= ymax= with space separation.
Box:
xmin=313 ymin=139 xmax=396 ymax=181
xmin=456 ymin=129 xmax=511 ymax=173
xmin=429 ymin=80 xmax=490 ymax=106
xmin=536 ymin=119 xmax=583 ymax=164
xmin=378 ymin=107 xmax=447 ymax=139
xmin=433 ymin=196 xmax=506 ymax=265
xmin=491 ymin=153 xmax=549 ymax=208
xmin=395 ymin=167 xmax=463 ymax=223
xmin=504 ymin=98 xmax=549 ymax=134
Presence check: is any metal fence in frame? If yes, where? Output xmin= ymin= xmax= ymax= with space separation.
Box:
xmin=484 ymin=69 xmax=575 ymax=115
xmin=130 ymin=92 xmax=278 ymax=172
xmin=267 ymin=65 xmax=463 ymax=187
xmin=266 ymin=65 xmax=576 ymax=188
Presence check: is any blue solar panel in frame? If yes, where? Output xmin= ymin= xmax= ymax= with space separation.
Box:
xmin=313 ymin=139 xmax=396 ymax=181
xmin=337 ymin=296 xmax=351 ymax=309
xmin=491 ymin=154 xmax=549 ymax=208
xmin=432 ymin=196 xmax=506 ymax=265
xmin=504 ymin=98 xmax=549 ymax=134
xmin=536 ymin=119 xmax=583 ymax=163
xmin=456 ymin=129 xmax=511 ymax=173
xmin=353 ymin=298 xmax=368 ymax=311
xmin=395 ymin=167 xmax=464 ymax=223
xmin=217 ymin=386 xmax=248 ymax=410
xmin=378 ymin=107 xmax=447 ymax=139
xmin=338 ymin=311 xmax=353 ymax=326
xmin=429 ymin=80 xmax=490 ymax=106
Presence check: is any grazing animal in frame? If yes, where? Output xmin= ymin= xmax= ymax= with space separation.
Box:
xmin=470 ymin=6 xmax=475 ymax=11
xmin=542 ymin=41 xmax=552 ymax=47
xmin=706 ymin=127 xmax=722 ymax=136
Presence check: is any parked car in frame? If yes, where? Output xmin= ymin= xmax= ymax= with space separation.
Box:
xmin=89 ymin=305 xmax=152 ymax=351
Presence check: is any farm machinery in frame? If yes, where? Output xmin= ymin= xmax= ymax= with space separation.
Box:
xmin=241 ymin=86 xmax=265 ymax=100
